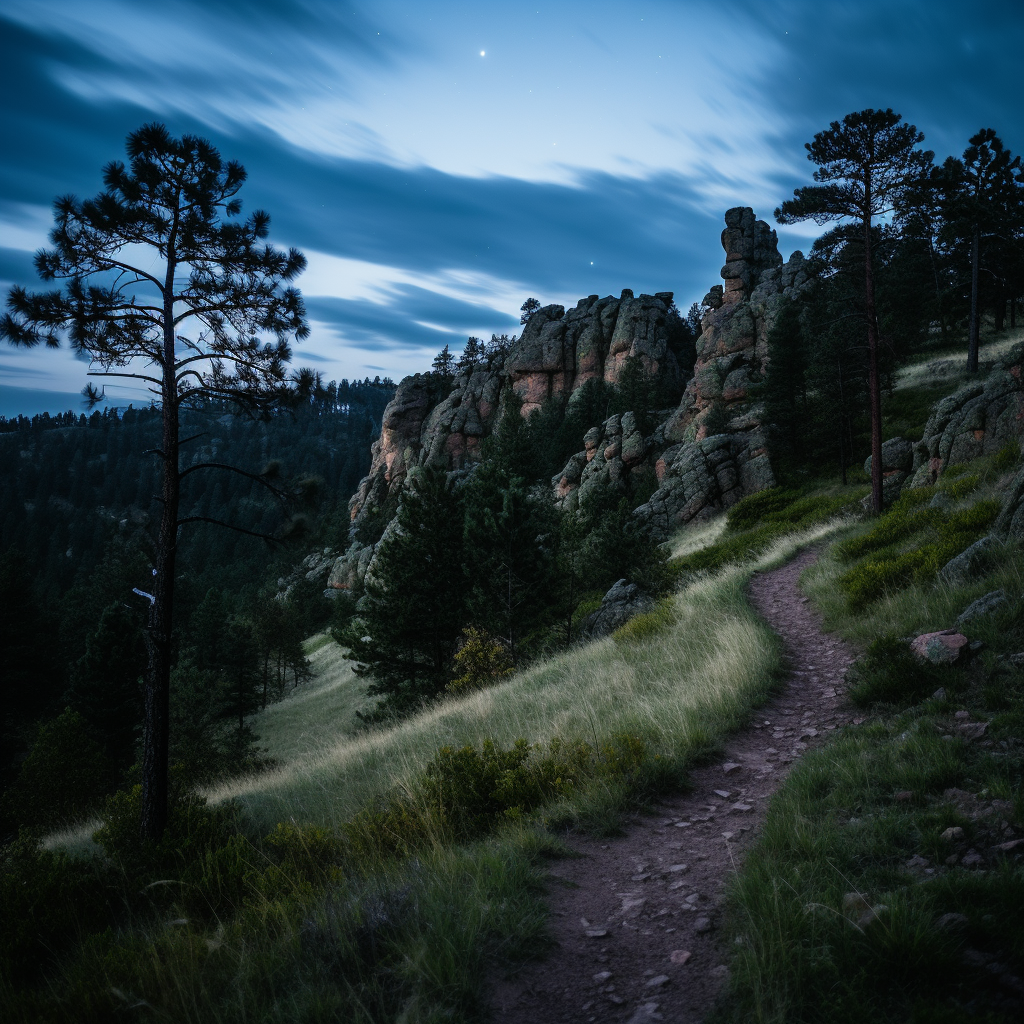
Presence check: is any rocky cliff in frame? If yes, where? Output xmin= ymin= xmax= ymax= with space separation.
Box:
xmin=556 ymin=207 xmax=814 ymax=540
xmin=345 ymin=287 xmax=691 ymax=529
xmin=328 ymin=206 xmax=811 ymax=593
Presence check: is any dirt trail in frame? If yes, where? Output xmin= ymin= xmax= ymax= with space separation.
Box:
xmin=489 ymin=547 xmax=859 ymax=1024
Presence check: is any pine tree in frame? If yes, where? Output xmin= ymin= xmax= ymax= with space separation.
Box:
xmin=458 ymin=336 xmax=483 ymax=370
xmin=520 ymin=297 xmax=541 ymax=324
xmin=936 ymin=130 xmax=1023 ymax=370
xmin=776 ymin=109 xmax=932 ymax=513
xmin=0 ymin=124 xmax=308 ymax=839
xmin=462 ymin=459 xmax=559 ymax=664
xmin=343 ymin=465 xmax=467 ymax=715
xmin=431 ymin=344 xmax=455 ymax=379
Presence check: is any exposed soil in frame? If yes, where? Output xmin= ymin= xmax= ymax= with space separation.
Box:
xmin=489 ymin=547 xmax=859 ymax=1024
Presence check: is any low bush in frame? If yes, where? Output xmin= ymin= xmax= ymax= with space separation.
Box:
xmin=446 ymin=626 xmax=513 ymax=695
xmin=726 ymin=488 xmax=852 ymax=533
xmin=613 ymin=596 xmax=677 ymax=643
xmin=668 ymin=488 xmax=855 ymax=582
xmin=726 ymin=488 xmax=803 ymax=531
xmin=847 ymin=635 xmax=959 ymax=708
xmin=940 ymin=472 xmax=980 ymax=500
xmin=344 ymin=733 xmax=655 ymax=859
xmin=837 ymin=498 xmax=1002 ymax=607
xmin=836 ymin=488 xmax=935 ymax=563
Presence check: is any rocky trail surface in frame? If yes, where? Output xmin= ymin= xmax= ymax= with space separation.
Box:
xmin=489 ymin=547 xmax=859 ymax=1024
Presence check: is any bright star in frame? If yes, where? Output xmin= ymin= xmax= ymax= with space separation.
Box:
xmin=480 ymin=50 xmax=486 ymax=56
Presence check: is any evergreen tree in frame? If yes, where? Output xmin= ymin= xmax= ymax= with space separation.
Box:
xmin=0 ymin=124 xmax=309 ymax=839
xmin=342 ymin=465 xmax=467 ymax=715
xmin=936 ymin=129 xmax=1023 ymax=370
xmin=776 ymin=108 xmax=932 ymax=513
xmin=458 ymin=336 xmax=483 ymax=370
xmin=520 ymin=297 xmax=541 ymax=324
xmin=462 ymin=460 xmax=559 ymax=664
xmin=65 ymin=601 xmax=146 ymax=776
xmin=431 ymin=344 xmax=455 ymax=379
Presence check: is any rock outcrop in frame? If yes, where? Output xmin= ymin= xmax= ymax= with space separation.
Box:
xmin=275 ymin=546 xmax=340 ymax=600
xmin=995 ymin=463 xmax=1024 ymax=540
xmin=906 ymin=342 xmax=1024 ymax=487
xmin=583 ymin=579 xmax=654 ymax=638
xmin=336 ymin=206 xmax=810 ymax=587
xmin=508 ymin=289 xmax=691 ymax=414
xmin=346 ymin=290 xmax=692 ymax=534
xmin=629 ymin=210 xmax=813 ymax=539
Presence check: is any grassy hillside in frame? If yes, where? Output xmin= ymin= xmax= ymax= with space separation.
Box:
xmin=11 ymin=329 xmax=1022 ymax=1022
xmin=209 ymin=525 xmax=828 ymax=832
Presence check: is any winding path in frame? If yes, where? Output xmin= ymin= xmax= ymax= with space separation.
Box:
xmin=489 ymin=547 xmax=858 ymax=1024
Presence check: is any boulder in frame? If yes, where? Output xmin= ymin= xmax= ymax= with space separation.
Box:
xmin=994 ymin=462 xmax=1024 ymax=540
xmin=864 ymin=436 xmax=914 ymax=477
xmin=938 ymin=536 xmax=1001 ymax=586
xmin=956 ymin=589 xmax=1007 ymax=627
xmin=907 ymin=343 xmax=1024 ymax=486
xmin=910 ymin=630 xmax=969 ymax=664
xmin=584 ymin=579 xmax=654 ymax=638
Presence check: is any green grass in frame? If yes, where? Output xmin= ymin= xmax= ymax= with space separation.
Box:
xmin=209 ymin=526 xmax=821 ymax=833
xmin=18 ymin=517 xmax=848 ymax=1024
xmin=724 ymin=512 xmax=1024 ymax=1023
xmin=257 ymin=635 xmax=379 ymax=763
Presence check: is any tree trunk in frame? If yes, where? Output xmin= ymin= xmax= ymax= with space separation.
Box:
xmin=140 ymin=213 xmax=181 ymax=843
xmin=141 ymin=262 xmax=179 ymax=843
xmin=837 ymin=358 xmax=847 ymax=486
xmin=863 ymin=208 xmax=884 ymax=516
xmin=968 ymin=223 xmax=980 ymax=372
xmin=994 ymin=283 xmax=1006 ymax=332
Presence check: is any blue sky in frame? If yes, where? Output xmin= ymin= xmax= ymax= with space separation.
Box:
xmin=1 ymin=0 xmax=1022 ymax=414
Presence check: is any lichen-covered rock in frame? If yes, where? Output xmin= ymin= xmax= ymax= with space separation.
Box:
xmin=863 ymin=436 xmax=915 ymax=501
xmin=910 ymin=630 xmax=969 ymax=664
xmin=553 ymin=410 xmax=655 ymax=508
xmin=275 ymin=546 xmax=340 ymax=600
xmin=938 ymin=536 xmax=1001 ymax=586
xmin=994 ymin=462 xmax=1024 ymax=540
xmin=956 ymin=589 xmax=1007 ymax=627
xmin=507 ymin=289 xmax=692 ymax=414
xmin=908 ymin=342 xmax=1024 ymax=486
xmin=347 ymin=289 xmax=696 ymax=536
xmin=339 ymin=206 xmax=818 ymax=588
xmin=583 ymin=579 xmax=654 ymax=638
xmin=631 ymin=430 xmax=775 ymax=540
xmin=551 ymin=209 xmax=812 ymax=539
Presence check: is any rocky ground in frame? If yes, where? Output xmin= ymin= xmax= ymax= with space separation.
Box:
xmin=489 ymin=547 xmax=859 ymax=1024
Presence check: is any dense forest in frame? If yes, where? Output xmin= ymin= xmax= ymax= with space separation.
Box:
xmin=0 ymin=377 xmax=394 ymax=833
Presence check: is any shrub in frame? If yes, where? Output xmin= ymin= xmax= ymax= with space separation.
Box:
xmin=344 ymin=733 xmax=655 ymax=860
xmin=940 ymin=473 xmax=980 ymax=500
xmin=847 ymin=635 xmax=956 ymax=707
xmin=726 ymin=488 xmax=852 ymax=533
xmin=726 ymin=488 xmax=803 ymax=531
xmin=446 ymin=626 xmax=513 ymax=695
xmin=993 ymin=439 xmax=1022 ymax=473
xmin=0 ymin=709 xmax=111 ymax=833
xmin=613 ymin=597 xmax=677 ymax=644
xmin=836 ymin=488 xmax=935 ymax=562
xmin=836 ymin=498 xmax=1002 ymax=607
xmin=93 ymin=784 xmax=241 ymax=888
xmin=0 ymin=832 xmax=111 ymax=986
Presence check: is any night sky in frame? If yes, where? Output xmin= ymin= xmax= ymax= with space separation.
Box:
xmin=1 ymin=0 xmax=1021 ymax=414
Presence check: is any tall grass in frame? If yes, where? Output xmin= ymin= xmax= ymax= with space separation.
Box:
xmin=206 ymin=522 xmax=843 ymax=834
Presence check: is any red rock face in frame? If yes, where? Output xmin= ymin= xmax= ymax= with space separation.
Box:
xmin=347 ymin=288 xmax=693 ymax=527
